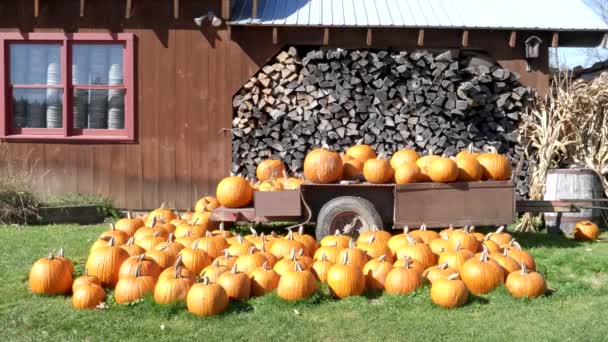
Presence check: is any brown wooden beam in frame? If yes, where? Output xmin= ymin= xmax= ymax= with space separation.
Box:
xmin=34 ymin=0 xmax=39 ymax=17
xmin=461 ymin=30 xmax=469 ymax=47
xmin=366 ymin=28 xmax=373 ymax=47
xmin=551 ymin=32 xmax=559 ymax=48
xmin=125 ymin=0 xmax=132 ymax=19
xmin=417 ymin=29 xmax=424 ymax=47
xmin=252 ymin=0 xmax=258 ymax=19
xmin=80 ymin=0 xmax=85 ymax=17
xmin=509 ymin=31 xmax=517 ymax=48
xmin=323 ymin=28 xmax=330 ymax=45
xmin=173 ymin=0 xmax=179 ymax=19
xmin=602 ymin=33 xmax=608 ymax=48
xmin=222 ymin=0 xmax=230 ymax=19
xmin=272 ymin=27 xmax=278 ymax=45
xmin=227 ymin=25 xmax=232 ymax=41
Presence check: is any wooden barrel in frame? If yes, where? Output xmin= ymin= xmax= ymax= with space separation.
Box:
xmin=544 ymin=169 xmax=604 ymax=235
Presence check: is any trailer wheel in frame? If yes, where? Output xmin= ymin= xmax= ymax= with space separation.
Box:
xmin=315 ymin=196 xmax=383 ymax=241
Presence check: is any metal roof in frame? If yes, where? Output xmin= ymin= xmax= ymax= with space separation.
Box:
xmin=230 ymin=0 xmax=608 ymax=31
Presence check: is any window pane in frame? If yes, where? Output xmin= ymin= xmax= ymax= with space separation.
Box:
xmin=9 ymin=44 xmax=62 ymax=85
xmin=73 ymin=89 xmax=125 ymax=129
xmin=12 ymin=88 xmax=64 ymax=129
xmin=72 ymin=44 xmax=123 ymax=86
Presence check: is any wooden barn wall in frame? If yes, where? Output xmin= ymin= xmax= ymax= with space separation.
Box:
xmin=0 ymin=0 xmax=550 ymax=210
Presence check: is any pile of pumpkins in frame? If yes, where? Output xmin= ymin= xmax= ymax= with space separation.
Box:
xmin=215 ymin=143 xmax=512 ymax=209
xmin=29 ymin=205 xmax=549 ymax=313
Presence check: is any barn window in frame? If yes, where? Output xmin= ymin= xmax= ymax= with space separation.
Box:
xmin=0 ymin=33 xmax=135 ymax=141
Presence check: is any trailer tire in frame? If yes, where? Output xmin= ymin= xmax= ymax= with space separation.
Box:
xmin=315 ymin=196 xmax=383 ymax=241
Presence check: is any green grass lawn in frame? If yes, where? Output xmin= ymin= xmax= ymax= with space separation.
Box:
xmin=1 ymin=224 xmax=607 ymax=341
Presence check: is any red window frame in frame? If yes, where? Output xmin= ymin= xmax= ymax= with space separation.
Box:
xmin=0 ymin=32 xmax=135 ymax=142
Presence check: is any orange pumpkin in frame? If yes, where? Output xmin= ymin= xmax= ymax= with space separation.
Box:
xmin=456 ymin=156 xmax=483 ymax=182
xmin=476 ymin=147 xmax=512 ymax=181
xmin=256 ymin=158 xmax=286 ymax=182
xmin=187 ymin=276 xmax=229 ymax=316
xmin=573 ymin=220 xmax=600 ymax=241
xmin=430 ymin=273 xmax=469 ymax=309
xmin=303 ymin=147 xmax=343 ymax=184
xmin=194 ymin=196 xmax=220 ymax=213
xmin=460 ymin=251 xmax=504 ymax=294
xmin=346 ymin=141 xmax=377 ymax=163
xmin=216 ymin=176 xmax=253 ymax=208
xmin=505 ymin=263 xmax=546 ymax=298
xmin=29 ymin=251 xmax=72 ymax=295
xmin=415 ymin=151 xmax=441 ymax=182
xmin=342 ymin=159 xmax=364 ymax=180
xmin=395 ymin=163 xmax=420 ymax=184
xmin=456 ymin=143 xmax=479 ymax=160
xmin=428 ymin=157 xmax=459 ymax=183
xmin=384 ymin=257 xmax=423 ymax=295
xmin=114 ymin=212 xmax=145 ymax=237
xmin=362 ymin=255 xmax=393 ymax=290
xmin=326 ymin=253 xmax=365 ymax=299
xmin=391 ymin=149 xmax=419 ymax=169
xmin=363 ymin=156 xmax=394 ymax=184
xmin=422 ymin=263 xmax=458 ymax=284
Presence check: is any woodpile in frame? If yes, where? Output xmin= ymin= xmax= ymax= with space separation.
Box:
xmin=232 ymin=47 xmax=533 ymax=197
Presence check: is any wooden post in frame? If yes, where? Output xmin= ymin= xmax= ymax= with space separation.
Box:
xmin=602 ymin=33 xmax=608 ymax=49
xmin=366 ymin=28 xmax=373 ymax=47
xmin=125 ymin=0 xmax=132 ymax=19
xmin=323 ymin=28 xmax=330 ymax=45
xmin=252 ymin=0 xmax=258 ymax=19
xmin=551 ymin=32 xmax=559 ymax=48
xmin=227 ymin=25 xmax=232 ymax=41
xmin=80 ymin=0 xmax=85 ymax=17
xmin=221 ymin=0 xmax=230 ymax=19
xmin=272 ymin=27 xmax=278 ymax=45
xmin=509 ymin=31 xmax=517 ymax=48
xmin=461 ymin=30 xmax=469 ymax=47
xmin=173 ymin=0 xmax=179 ymax=19
xmin=417 ymin=29 xmax=424 ymax=47
xmin=34 ymin=0 xmax=39 ymax=17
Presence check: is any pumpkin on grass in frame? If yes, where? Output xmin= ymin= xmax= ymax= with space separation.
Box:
xmin=395 ymin=236 xmax=436 ymax=269
xmin=428 ymin=157 xmax=459 ymax=183
xmin=194 ymin=231 xmax=229 ymax=259
xmin=448 ymin=226 xmax=480 ymax=253
xmin=357 ymin=225 xmax=392 ymax=246
xmin=145 ymin=246 xmax=174 ymax=269
xmin=178 ymin=240 xmax=212 ymax=275
xmin=303 ymin=146 xmax=343 ymax=184
xmin=337 ymin=239 xmax=369 ymax=269
xmin=460 ymin=251 xmax=504 ymax=294
xmin=146 ymin=203 xmax=178 ymax=227
xmin=216 ymin=264 xmax=251 ymax=300
xmin=216 ymin=176 xmax=253 ymax=208
xmin=346 ymin=140 xmax=377 ymax=163
xmin=392 ymin=257 xmax=426 ymax=276
xmin=292 ymin=225 xmax=319 ymax=256
xmin=384 ymin=257 xmax=423 ymax=295
xmin=227 ymin=235 xmax=256 ymax=257
xmin=409 ymin=223 xmax=440 ymax=244
xmin=158 ymin=256 xmax=196 ymax=283
xmin=363 ymin=154 xmax=394 ymax=184
xmin=506 ymin=241 xmax=536 ymax=271
xmin=72 ymin=283 xmax=106 ymax=309
xmin=277 ymin=262 xmax=317 ymax=301
xmin=136 ymin=231 xmax=167 ymax=252
xmin=320 ymin=229 xmax=352 ymax=249
xmin=489 ymin=248 xmax=521 ymax=280
xmin=115 ymin=212 xmax=145 ymax=237
xmin=187 ymin=276 xmax=229 ymax=316
xmin=476 ymin=147 xmax=512 ymax=181
xmin=573 ymin=220 xmax=600 ymax=241
xmin=250 ymin=261 xmax=280 ymax=296
xmin=56 ymin=248 xmax=74 ymax=275
xmin=256 ymin=157 xmax=286 ymax=182
xmin=154 ymin=266 xmax=195 ymax=304
xmin=438 ymin=242 xmax=474 ymax=272
xmin=120 ymin=237 xmax=146 ymax=257
xmin=423 ymin=263 xmax=458 ymax=284
xmin=327 ymin=253 xmax=365 ymax=299
xmin=234 ymin=247 xmax=266 ymax=275
xmin=357 ymin=234 xmax=394 ymax=263
xmin=311 ymin=254 xmax=333 ymax=283
xmin=118 ymin=254 xmax=162 ymax=280
xmin=481 ymin=234 xmax=502 ymax=253
xmin=86 ymin=237 xmax=129 ymax=288
xmin=273 ymin=249 xmax=302 ymax=276
xmin=489 ymin=226 xmax=512 ymax=245
xmin=213 ymin=249 xmax=237 ymax=268
xmin=258 ymin=240 xmax=278 ymax=268
xmin=430 ymin=273 xmax=469 ymax=309
xmin=29 ymin=251 xmax=73 ymax=295
xmin=387 ymin=226 xmax=423 ymax=253
xmin=505 ymin=263 xmax=546 ymax=298
xmin=395 ymin=163 xmax=420 ymax=184
xmin=269 ymin=230 xmax=307 ymax=259
xmin=362 ymin=255 xmax=393 ymax=291
xmin=200 ymin=259 xmax=230 ymax=283
xmin=429 ymin=236 xmax=450 ymax=256
xmin=72 ymin=269 xmax=102 ymax=293
xmin=154 ymin=234 xmax=185 ymax=259
xmin=391 ymin=149 xmax=419 ymax=169
xmin=114 ymin=264 xmax=156 ymax=304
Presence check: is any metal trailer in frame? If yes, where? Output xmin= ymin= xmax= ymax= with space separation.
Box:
xmin=211 ymin=181 xmax=516 ymax=240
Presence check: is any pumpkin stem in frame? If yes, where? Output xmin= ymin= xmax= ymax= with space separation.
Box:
xmin=202 ymin=276 xmax=211 ymax=285
xmin=520 ymin=262 xmax=528 ymax=275
xmin=137 ymin=253 xmax=145 ymax=262
xmin=406 ymin=235 xmax=417 ymax=246
xmin=237 ymin=234 xmax=244 ymax=244
xmin=48 ymin=251 xmax=55 ymax=260
xmin=193 ymin=239 xmax=200 ymax=250
xmin=134 ymin=262 xmax=143 ymax=278
xmin=231 ymin=263 xmax=238 ymax=274
xmin=484 ymin=232 xmax=493 ymax=241
xmin=224 ymin=249 xmax=230 ymax=259
xmin=378 ymin=254 xmax=386 ymax=262
xmin=289 ymin=248 xmax=296 ymax=261
xmin=439 ymin=263 xmax=448 ymax=270
xmin=250 ymin=225 xmax=258 ymax=237
xmin=468 ymin=143 xmax=474 ymax=153
xmin=152 ymin=230 xmax=161 ymax=237
xmin=420 ymin=223 xmax=427 ymax=231
xmin=151 ymin=216 xmax=157 ymax=228
xmin=355 ymin=138 xmax=364 ymax=146
xmin=447 ymin=273 xmax=460 ymax=281
xmin=287 ymin=230 xmax=294 ymax=240
xmin=58 ymin=247 xmax=65 ymax=258
xmin=480 ymin=251 xmax=489 ymax=262
xmin=126 ymin=237 xmax=135 ymax=246
xmin=334 ymin=229 xmax=341 ymax=236
xmin=403 ymin=256 xmax=412 ymax=269
xmin=174 ymin=254 xmax=184 ymax=268
xmin=110 ymin=223 xmax=116 ymax=231
xmin=260 ymin=239 xmax=267 ymax=252
xmin=496 ymin=225 xmax=505 ymax=234
xmin=341 ymin=251 xmax=349 ymax=265
xmin=298 ymin=248 xmax=305 ymax=257
xmin=262 ymin=261 xmax=268 ymax=271
xmin=109 ymin=237 xmax=116 ymax=247
xmin=127 ymin=211 xmax=132 ymax=219
xmin=348 ymin=239 xmax=356 ymax=249
xmin=219 ymin=222 xmax=225 ymax=232
xmin=481 ymin=244 xmax=489 ymax=254
xmin=174 ymin=266 xmax=183 ymax=279
xmin=294 ymin=261 xmax=303 ymax=272
xmin=502 ymin=248 xmax=509 ymax=257
xmin=321 ymin=253 xmax=328 ymax=262
xmin=248 ymin=246 xmax=256 ymax=255
xmin=167 ymin=233 xmax=175 ymax=242
xmin=367 ymin=234 xmax=376 ymax=244
xmin=298 ymin=225 xmax=304 ymax=235
xmin=403 ymin=225 xmax=410 ymax=235
xmin=191 ymin=217 xmax=200 ymax=226
xmin=513 ymin=241 xmax=523 ymax=251
xmin=205 ymin=231 xmax=213 ymax=237
xmin=212 ymin=259 xmax=220 ymax=267
xmin=455 ymin=241 xmax=461 ymax=252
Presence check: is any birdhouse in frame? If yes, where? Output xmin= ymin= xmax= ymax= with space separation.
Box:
xmin=524 ymin=36 xmax=543 ymax=59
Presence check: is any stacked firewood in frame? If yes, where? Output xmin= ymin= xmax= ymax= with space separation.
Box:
xmin=232 ymin=47 xmax=533 ymax=197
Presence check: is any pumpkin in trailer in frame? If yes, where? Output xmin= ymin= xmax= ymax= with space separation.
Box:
xmin=234 ymin=247 xmax=266 ymax=275
xmin=200 ymin=259 xmax=230 ymax=283
xmin=118 ymin=254 xmax=162 ymax=281
xmin=395 ymin=163 xmax=420 ymax=185
xmin=292 ymin=226 xmax=319 ymax=256
xmin=227 ymin=235 xmax=256 ymax=257
xmin=384 ymin=257 xmax=423 ymax=295
xmin=145 ymin=246 xmax=174 ymax=269
xmin=456 ymin=143 xmax=479 ymax=160
xmin=154 ymin=234 xmax=185 ymax=259
xmin=437 ymin=242 xmax=474 ymax=272
xmin=29 ymin=251 xmax=73 ymax=295
xmin=430 ymin=273 xmax=469 ymax=309
xmin=258 ymin=179 xmax=284 ymax=192
xmin=115 ymin=212 xmax=145 ymax=237
xmin=363 ymin=154 xmax=394 ymax=184
xmin=216 ymin=264 xmax=251 ymax=300
xmin=216 ymin=175 xmax=254 ymax=208
xmin=313 ymin=242 xmax=341 ymax=263
xmin=505 ymin=263 xmax=546 ymax=298
xmin=86 ymin=237 xmax=129 ymax=288
xmin=357 ymin=225 xmax=392 ymax=246
xmin=448 ymin=226 xmax=480 ymax=253
xmin=178 ymin=240 xmax=212 ymax=275
xmin=415 ymin=150 xmax=441 ymax=182
xmin=320 ymin=229 xmax=352 ymax=249
xmin=422 ymin=263 xmax=458 ymax=284
xmin=303 ymin=146 xmax=343 ymax=184
xmin=395 ymin=236 xmax=436 ymax=269
xmin=346 ymin=139 xmax=377 ymax=163
xmin=154 ymin=266 xmax=195 ymax=304
xmin=357 ymin=234 xmax=394 ymax=263
xmin=269 ymin=230 xmax=307 ymax=259
xmin=145 ymin=203 xmax=178 ymax=227
xmin=311 ymin=253 xmax=333 ymax=283
xmin=476 ymin=147 xmax=512 ymax=181
xmin=282 ymin=175 xmax=304 ymax=190
xmin=120 ymin=237 xmax=146 ymax=257
xmin=390 ymin=149 xmax=419 ymax=169
xmin=409 ymin=223 xmax=440 ymax=244
xmin=72 ymin=269 xmax=102 ymax=293
xmin=427 ymin=157 xmax=459 ymax=183
xmin=114 ymin=263 xmax=156 ymax=304
xmin=187 ymin=276 xmax=229 ymax=316
xmin=387 ymin=226 xmax=423 ymax=253
xmin=342 ymin=158 xmax=364 ymax=180
xmin=250 ymin=261 xmax=280 ymax=296
xmin=337 ymin=239 xmax=369 ymax=269
xmin=72 ymin=282 xmax=106 ymax=310
xmin=506 ymin=241 xmax=537 ymax=271
xmin=194 ymin=196 xmax=220 ymax=213
xmin=194 ymin=231 xmax=230 ymax=259
xmin=256 ymin=157 xmax=287 ymax=182
xmin=326 ymin=253 xmax=365 ymax=299
xmin=489 ymin=248 xmax=521 ymax=280
xmin=460 ymin=251 xmax=504 ymax=294
xmin=573 ymin=220 xmax=600 ymax=241
xmin=277 ymin=262 xmax=317 ymax=301
xmin=392 ymin=257 xmax=426 ymax=276
xmin=362 ymin=255 xmax=393 ymax=291
xmin=214 ymin=249 xmax=237 ymax=268
xmin=456 ymin=155 xmax=483 ymax=182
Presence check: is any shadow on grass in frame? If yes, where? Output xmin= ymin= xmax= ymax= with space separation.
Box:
xmin=467 ymin=295 xmax=490 ymax=306
xmin=363 ymin=289 xmax=383 ymax=300
xmin=510 ymin=232 xmax=584 ymax=250
xmin=225 ymin=300 xmax=254 ymax=314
